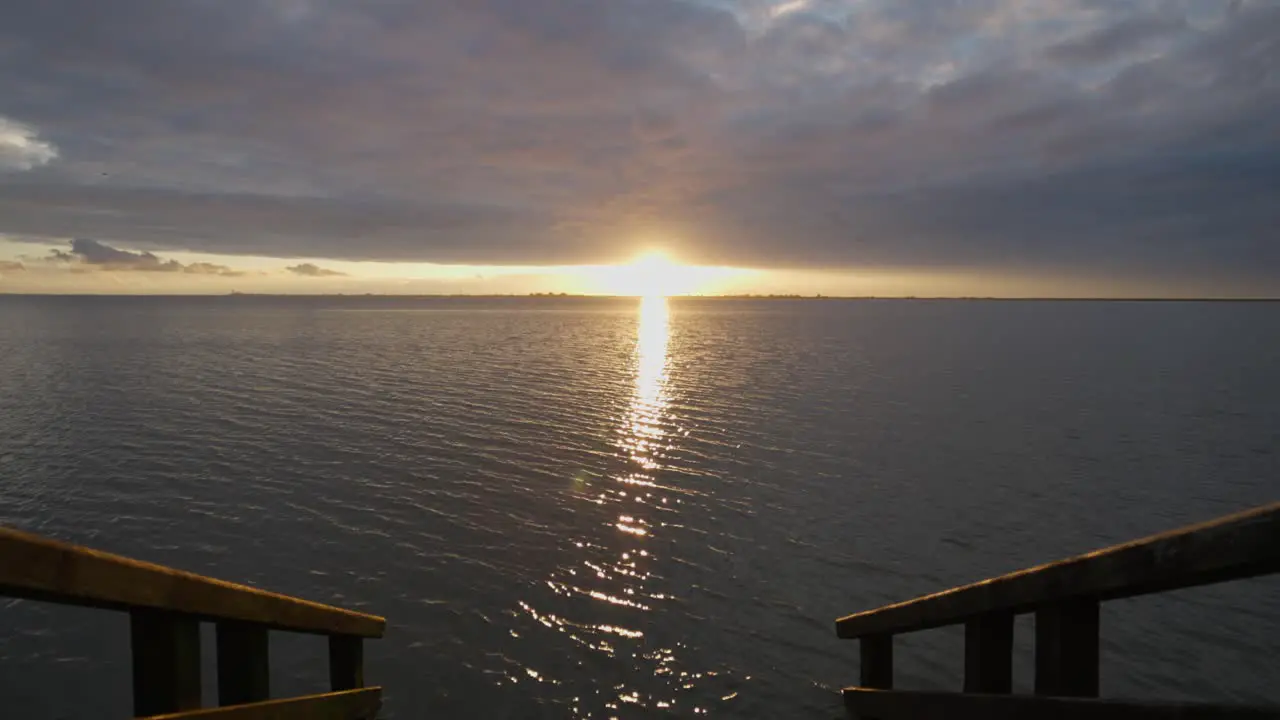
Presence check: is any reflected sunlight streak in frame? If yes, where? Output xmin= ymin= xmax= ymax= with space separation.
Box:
xmin=623 ymin=294 xmax=671 ymax=468
xmin=518 ymin=293 xmax=692 ymax=714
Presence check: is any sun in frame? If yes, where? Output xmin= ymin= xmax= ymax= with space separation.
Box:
xmin=574 ymin=250 xmax=758 ymax=297
xmin=580 ymin=251 xmax=687 ymax=297
xmin=625 ymin=251 xmax=685 ymax=297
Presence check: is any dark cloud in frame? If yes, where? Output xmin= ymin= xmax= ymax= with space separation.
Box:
xmin=1045 ymin=13 xmax=1191 ymax=65
xmin=69 ymin=238 xmax=182 ymax=270
xmin=286 ymin=263 xmax=346 ymax=277
xmin=185 ymin=262 xmax=246 ymax=276
xmin=0 ymin=0 xmax=1277 ymax=289
xmin=0 ymin=184 xmax=556 ymax=262
xmin=39 ymin=238 xmax=245 ymax=276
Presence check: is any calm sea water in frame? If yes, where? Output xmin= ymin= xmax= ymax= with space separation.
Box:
xmin=0 ymin=295 xmax=1277 ymax=718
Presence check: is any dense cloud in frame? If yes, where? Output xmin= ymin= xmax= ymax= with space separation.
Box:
xmin=0 ymin=0 xmax=1277 ymax=288
xmin=41 ymin=238 xmax=245 ymax=276
xmin=286 ymin=263 xmax=346 ymax=277
xmin=67 ymin=238 xmax=182 ymax=269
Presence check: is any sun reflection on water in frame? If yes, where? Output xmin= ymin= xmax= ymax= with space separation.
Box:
xmin=513 ymin=295 xmax=731 ymax=715
xmin=621 ymin=295 xmax=670 ymax=469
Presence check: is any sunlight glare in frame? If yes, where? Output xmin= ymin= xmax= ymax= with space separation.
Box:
xmin=577 ymin=251 xmax=751 ymax=297
xmin=627 ymin=294 xmax=670 ymax=465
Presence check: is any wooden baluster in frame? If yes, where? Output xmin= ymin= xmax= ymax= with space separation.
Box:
xmin=216 ymin=621 xmax=270 ymax=706
xmin=1035 ymin=600 xmax=1100 ymax=697
xmin=964 ymin=610 xmax=1014 ymax=693
xmin=860 ymin=633 xmax=893 ymax=689
xmin=853 ymin=634 xmax=894 ymax=720
xmin=329 ymin=635 xmax=365 ymax=691
xmin=131 ymin=609 xmax=202 ymax=716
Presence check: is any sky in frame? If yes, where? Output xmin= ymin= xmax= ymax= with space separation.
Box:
xmin=0 ymin=0 xmax=1277 ymax=296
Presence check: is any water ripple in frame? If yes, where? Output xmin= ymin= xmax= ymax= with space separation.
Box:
xmin=0 ymin=296 xmax=1277 ymax=717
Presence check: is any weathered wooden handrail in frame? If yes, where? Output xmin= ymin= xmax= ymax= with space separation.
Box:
xmin=834 ymin=502 xmax=1280 ymax=719
xmin=0 ymin=527 xmax=385 ymax=718
xmin=140 ymin=689 xmax=383 ymax=720
xmin=837 ymin=502 xmax=1280 ymax=638
xmin=0 ymin=528 xmax=384 ymax=636
xmin=844 ymin=688 xmax=1280 ymax=719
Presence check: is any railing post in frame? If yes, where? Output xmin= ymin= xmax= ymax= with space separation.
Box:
xmin=216 ymin=621 xmax=271 ymax=706
xmin=330 ymin=635 xmax=365 ymax=691
xmin=131 ymin=609 xmax=202 ymax=716
xmin=860 ymin=633 xmax=893 ymax=689
xmin=1035 ymin=599 xmax=1099 ymax=697
xmin=964 ymin=610 xmax=1013 ymax=693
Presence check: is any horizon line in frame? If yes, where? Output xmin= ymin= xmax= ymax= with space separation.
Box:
xmin=2 ymin=292 xmax=1278 ymax=302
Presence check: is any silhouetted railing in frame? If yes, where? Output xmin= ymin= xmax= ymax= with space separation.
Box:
xmin=834 ymin=502 xmax=1280 ymax=719
xmin=0 ymin=527 xmax=385 ymax=719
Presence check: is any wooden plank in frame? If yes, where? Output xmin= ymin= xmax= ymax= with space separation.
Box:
xmin=0 ymin=526 xmax=384 ymax=638
xmin=837 ymin=502 xmax=1280 ymax=638
xmin=843 ymin=688 xmax=1280 ymax=720
xmin=859 ymin=634 xmax=893 ymax=689
xmin=138 ymin=688 xmax=382 ymax=720
xmin=964 ymin=611 xmax=1013 ymax=693
xmin=217 ymin=622 xmax=271 ymax=706
xmin=1036 ymin=600 xmax=1100 ymax=697
xmin=329 ymin=635 xmax=364 ymax=691
xmin=132 ymin=609 xmax=203 ymax=716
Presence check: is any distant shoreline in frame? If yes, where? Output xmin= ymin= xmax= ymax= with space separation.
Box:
xmin=2 ymin=293 xmax=1278 ymax=302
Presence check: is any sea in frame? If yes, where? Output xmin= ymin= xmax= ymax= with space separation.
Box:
xmin=0 ymin=294 xmax=1277 ymax=718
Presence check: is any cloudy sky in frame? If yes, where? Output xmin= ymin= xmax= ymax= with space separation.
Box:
xmin=0 ymin=0 xmax=1277 ymax=296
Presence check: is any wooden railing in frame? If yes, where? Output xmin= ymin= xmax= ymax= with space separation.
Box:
xmin=834 ymin=502 xmax=1280 ymax=719
xmin=0 ymin=527 xmax=385 ymax=719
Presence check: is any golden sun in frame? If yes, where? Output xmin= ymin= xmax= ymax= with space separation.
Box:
xmin=581 ymin=250 xmax=749 ymax=297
